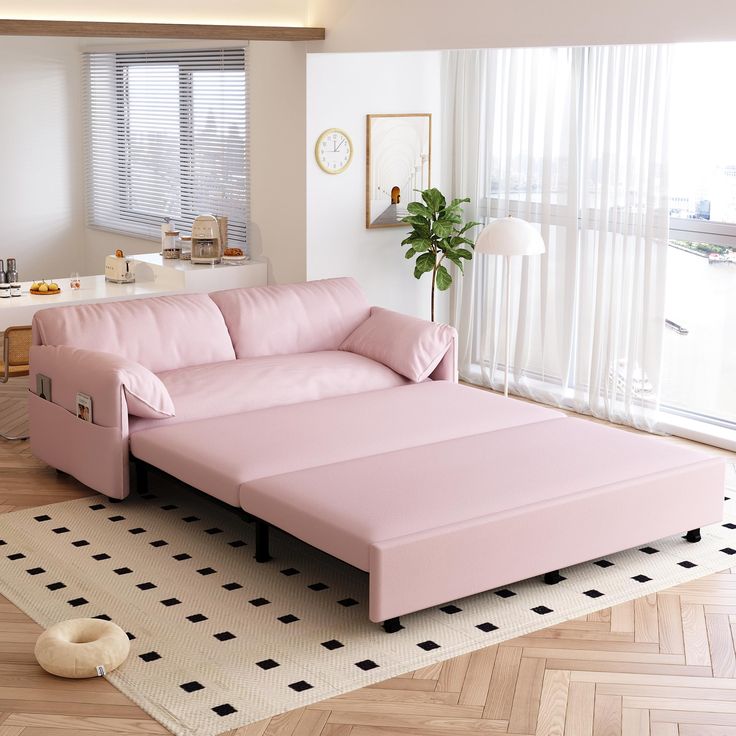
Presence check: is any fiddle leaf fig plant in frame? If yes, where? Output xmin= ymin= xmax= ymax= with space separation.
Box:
xmin=401 ymin=187 xmax=480 ymax=321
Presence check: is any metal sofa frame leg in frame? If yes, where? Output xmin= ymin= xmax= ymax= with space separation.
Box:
xmin=685 ymin=528 xmax=701 ymax=543
xmin=255 ymin=519 xmax=272 ymax=562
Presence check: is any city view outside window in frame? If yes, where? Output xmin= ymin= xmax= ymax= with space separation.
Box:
xmin=662 ymin=43 xmax=736 ymax=427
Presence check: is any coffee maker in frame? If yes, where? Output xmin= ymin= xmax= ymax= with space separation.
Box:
xmin=190 ymin=215 xmax=222 ymax=265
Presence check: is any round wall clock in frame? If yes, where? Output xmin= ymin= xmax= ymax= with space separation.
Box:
xmin=315 ymin=128 xmax=353 ymax=174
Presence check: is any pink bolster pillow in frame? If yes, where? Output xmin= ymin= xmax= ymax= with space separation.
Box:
xmin=46 ymin=346 xmax=176 ymax=419
xmin=339 ymin=307 xmax=456 ymax=382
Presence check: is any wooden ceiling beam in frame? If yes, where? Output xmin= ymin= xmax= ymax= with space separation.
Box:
xmin=0 ymin=18 xmax=325 ymax=41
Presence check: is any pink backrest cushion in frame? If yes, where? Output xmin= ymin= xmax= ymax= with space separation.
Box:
xmin=340 ymin=307 xmax=457 ymax=382
xmin=209 ymin=277 xmax=371 ymax=358
xmin=32 ymin=294 xmax=235 ymax=373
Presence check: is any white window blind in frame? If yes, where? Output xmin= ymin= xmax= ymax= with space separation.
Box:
xmin=84 ymin=46 xmax=249 ymax=247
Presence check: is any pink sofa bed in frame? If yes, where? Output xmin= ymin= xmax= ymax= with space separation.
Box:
xmin=29 ymin=277 xmax=456 ymax=499
xmin=29 ymin=277 xmax=726 ymax=631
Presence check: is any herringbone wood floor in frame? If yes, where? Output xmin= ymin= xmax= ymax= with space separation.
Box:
xmin=1 ymin=376 xmax=736 ymax=736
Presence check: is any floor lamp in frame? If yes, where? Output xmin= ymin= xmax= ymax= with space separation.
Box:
xmin=475 ymin=217 xmax=546 ymax=397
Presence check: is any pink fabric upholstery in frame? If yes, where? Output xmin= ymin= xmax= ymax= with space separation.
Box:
xmin=340 ymin=307 xmax=458 ymax=382
xmin=239 ymin=417 xmax=725 ymax=621
xmin=131 ymin=382 xmax=564 ymax=505
xmin=129 ymin=351 xmax=409 ymax=434
xmin=30 ymin=346 xmax=175 ymax=420
xmin=32 ymin=294 xmax=235 ymax=372
xmin=209 ymin=277 xmax=370 ymax=358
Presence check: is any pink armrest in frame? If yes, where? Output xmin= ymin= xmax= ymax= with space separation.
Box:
xmin=29 ymin=346 xmax=175 ymax=425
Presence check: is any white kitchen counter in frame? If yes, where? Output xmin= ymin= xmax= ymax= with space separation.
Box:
xmin=0 ymin=254 xmax=268 ymax=331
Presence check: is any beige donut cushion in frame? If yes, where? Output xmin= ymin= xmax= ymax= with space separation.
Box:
xmin=35 ymin=618 xmax=130 ymax=678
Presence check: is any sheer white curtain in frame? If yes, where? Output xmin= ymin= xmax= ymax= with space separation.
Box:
xmin=443 ymin=45 xmax=671 ymax=430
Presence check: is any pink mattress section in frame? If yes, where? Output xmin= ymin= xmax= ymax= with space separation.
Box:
xmin=130 ymin=382 xmax=564 ymax=506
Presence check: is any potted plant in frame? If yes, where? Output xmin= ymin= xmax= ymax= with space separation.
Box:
xmin=400 ymin=188 xmax=480 ymax=321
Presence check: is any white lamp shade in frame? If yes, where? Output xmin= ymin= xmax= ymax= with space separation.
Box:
xmin=475 ymin=216 xmax=546 ymax=257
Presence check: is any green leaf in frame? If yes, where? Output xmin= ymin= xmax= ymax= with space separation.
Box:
xmin=459 ymin=221 xmax=481 ymax=234
xmin=449 ymin=197 xmax=471 ymax=208
xmin=404 ymin=247 xmax=416 ymax=259
xmin=409 ymin=238 xmax=432 ymax=252
xmin=400 ymin=215 xmax=429 ymax=227
xmin=421 ymin=188 xmax=446 ymax=213
xmin=432 ymin=219 xmax=454 ymax=238
xmin=435 ymin=264 xmax=453 ymax=290
xmin=444 ymin=252 xmax=464 ymax=272
xmin=455 ymin=248 xmax=473 ymax=259
xmin=415 ymin=252 xmax=436 ymax=274
xmin=406 ymin=201 xmax=432 ymax=219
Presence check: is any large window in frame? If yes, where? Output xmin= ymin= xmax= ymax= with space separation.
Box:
xmin=85 ymin=47 xmax=248 ymax=247
xmin=663 ymin=43 xmax=736 ymax=428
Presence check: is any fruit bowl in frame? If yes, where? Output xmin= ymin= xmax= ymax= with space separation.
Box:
xmin=30 ymin=281 xmax=62 ymax=295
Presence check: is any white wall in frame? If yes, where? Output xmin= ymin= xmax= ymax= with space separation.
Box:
xmin=0 ymin=37 xmax=85 ymax=280
xmin=306 ymin=51 xmax=442 ymax=320
xmin=309 ymin=0 xmax=736 ymax=52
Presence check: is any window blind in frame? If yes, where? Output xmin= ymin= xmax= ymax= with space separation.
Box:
xmin=84 ymin=46 xmax=249 ymax=248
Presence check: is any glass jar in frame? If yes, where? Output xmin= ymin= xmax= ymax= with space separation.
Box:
xmin=162 ymin=230 xmax=181 ymax=259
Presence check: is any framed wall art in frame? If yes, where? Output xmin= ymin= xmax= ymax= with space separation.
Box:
xmin=365 ymin=113 xmax=432 ymax=229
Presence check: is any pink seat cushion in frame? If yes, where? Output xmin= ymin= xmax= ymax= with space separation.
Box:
xmin=129 ymin=351 xmax=410 ymax=436
xmin=340 ymin=307 xmax=457 ymax=382
xmin=130 ymin=382 xmax=564 ymax=506
xmin=209 ymin=277 xmax=370 ymax=358
xmin=32 ymin=294 xmax=235 ymax=373
xmin=239 ymin=417 xmax=722 ymax=571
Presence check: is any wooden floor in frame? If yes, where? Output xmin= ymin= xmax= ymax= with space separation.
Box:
xmin=1 ymin=377 xmax=736 ymax=736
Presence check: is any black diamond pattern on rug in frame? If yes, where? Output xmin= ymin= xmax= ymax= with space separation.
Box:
xmin=321 ymin=639 xmax=344 ymax=650
xmin=308 ymin=582 xmax=329 ymax=591
xmin=679 ymin=560 xmax=697 ymax=568
xmin=67 ymin=597 xmax=88 ymax=607
xmin=161 ymin=598 xmax=181 ymax=607
xmin=476 ymin=622 xmax=499 ymax=632
xmin=222 ymin=582 xmax=242 ymax=591
xmin=289 ymin=681 xmax=313 ymax=692
xmin=417 ymin=640 xmax=440 ymax=651
xmin=639 ymin=546 xmax=659 ymax=554
xmin=249 ymin=598 xmax=269 ymax=607
xmin=277 ymin=614 xmax=299 ymax=624
xmin=440 ymin=604 xmax=462 ymax=614
xmin=139 ymin=651 xmax=161 ymax=662
xmin=197 ymin=567 xmax=216 ymax=576
xmin=180 ymin=681 xmax=205 ymax=693
xmin=92 ymin=553 xmax=110 ymax=561
xmin=337 ymin=598 xmax=358 ymax=607
xmin=532 ymin=605 xmax=553 ymax=614
xmin=212 ymin=704 xmax=237 ymax=716
xmin=137 ymin=582 xmax=157 ymax=590
xmin=583 ymin=589 xmax=604 ymax=598
xmin=632 ymin=574 xmax=653 ymax=583
xmin=150 ymin=540 xmax=168 ymax=547
xmin=214 ymin=631 xmax=236 ymax=642
xmin=355 ymin=659 xmax=379 ymax=671
xmin=72 ymin=540 xmax=90 ymax=547
xmin=256 ymin=659 xmax=279 ymax=670
xmin=46 ymin=582 xmax=66 ymax=591
xmin=594 ymin=559 xmax=614 ymax=568
xmin=186 ymin=614 xmax=208 ymax=623
xmin=494 ymin=589 xmax=516 ymax=598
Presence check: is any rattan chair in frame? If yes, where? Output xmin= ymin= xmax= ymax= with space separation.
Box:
xmin=1 ymin=325 xmax=31 ymax=440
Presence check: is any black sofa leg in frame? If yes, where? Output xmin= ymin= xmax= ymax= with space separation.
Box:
xmin=134 ymin=458 xmax=149 ymax=495
xmin=383 ymin=617 xmax=403 ymax=633
xmin=685 ymin=528 xmax=702 ymax=543
xmin=255 ymin=520 xmax=272 ymax=562
xmin=544 ymin=570 xmax=565 ymax=585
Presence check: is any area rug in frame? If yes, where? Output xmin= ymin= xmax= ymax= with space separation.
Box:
xmin=0 ymin=465 xmax=734 ymax=736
